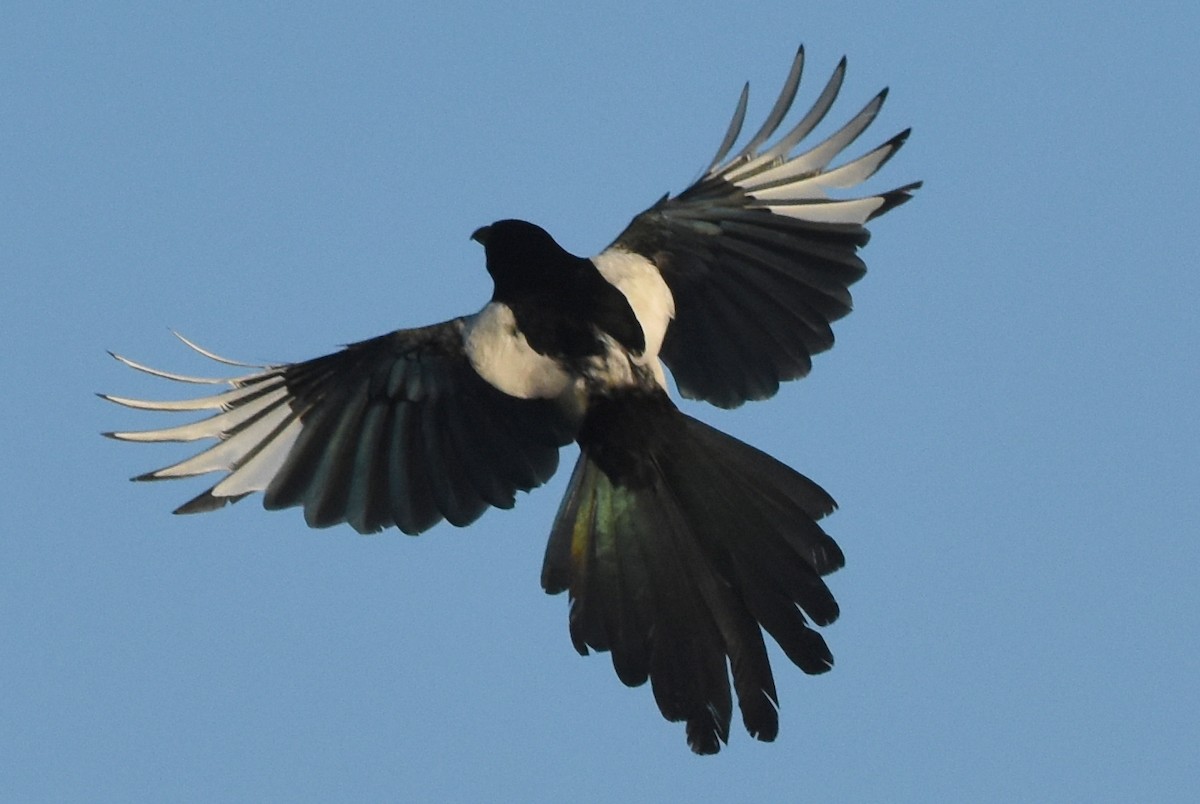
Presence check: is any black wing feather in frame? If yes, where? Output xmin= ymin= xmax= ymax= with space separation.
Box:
xmin=106 ymin=319 xmax=574 ymax=534
xmin=607 ymin=50 xmax=920 ymax=407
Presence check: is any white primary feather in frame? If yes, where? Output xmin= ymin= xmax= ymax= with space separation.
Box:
xmin=210 ymin=417 xmax=304 ymax=498
xmin=106 ymin=386 xmax=289 ymax=442
xmin=101 ymin=381 xmax=270 ymax=412
xmin=761 ymin=196 xmax=886 ymax=224
xmin=140 ymin=401 xmax=296 ymax=479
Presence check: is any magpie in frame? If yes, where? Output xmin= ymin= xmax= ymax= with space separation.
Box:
xmin=104 ymin=46 xmax=919 ymax=754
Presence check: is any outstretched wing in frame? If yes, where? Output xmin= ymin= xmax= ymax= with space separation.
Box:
xmin=606 ymin=47 xmax=921 ymax=408
xmin=103 ymin=324 xmax=575 ymax=534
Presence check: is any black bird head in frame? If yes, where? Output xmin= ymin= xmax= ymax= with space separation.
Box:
xmin=471 ymin=219 xmax=577 ymax=298
xmin=471 ymin=218 xmax=646 ymax=356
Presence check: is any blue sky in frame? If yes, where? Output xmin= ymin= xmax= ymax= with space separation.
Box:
xmin=4 ymin=2 xmax=1199 ymax=801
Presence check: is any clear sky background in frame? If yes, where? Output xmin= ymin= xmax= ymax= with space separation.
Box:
xmin=4 ymin=2 xmax=1199 ymax=801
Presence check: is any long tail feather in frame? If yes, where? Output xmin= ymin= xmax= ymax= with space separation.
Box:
xmin=543 ymin=390 xmax=842 ymax=753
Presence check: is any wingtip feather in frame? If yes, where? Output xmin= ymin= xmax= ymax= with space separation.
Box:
xmin=171 ymin=330 xmax=265 ymax=368
xmin=867 ymin=179 xmax=923 ymax=220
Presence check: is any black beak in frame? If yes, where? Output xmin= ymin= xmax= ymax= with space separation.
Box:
xmin=470 ymin=225 xmax=491 ymax=246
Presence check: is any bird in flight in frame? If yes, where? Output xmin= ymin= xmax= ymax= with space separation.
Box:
xmin=104 ymin=46 xmax=919 ymax=754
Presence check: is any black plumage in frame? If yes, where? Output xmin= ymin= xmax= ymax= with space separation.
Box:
xmin=103 ymin=46 xmax=918 ymax=753
xmin=476 ymin=219 xmax=647 ymax=359
xmin=544 ymin=389 xmax=841 ymax=753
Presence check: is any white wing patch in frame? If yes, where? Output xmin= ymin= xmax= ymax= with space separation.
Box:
xmin=694 ymin=53 xmax=911 ymax=229
xmin=760 ymin=196 xmax=886 ymax=224
xmin=102 ymin=338 xmax=303 ymax=506
xmin=593 ymin=248 xmax=674 ymax=387
xmin=592 ymin=248 xmax=675 ymax=357
xmin=463 ymin=303 xmax=574 ymax=400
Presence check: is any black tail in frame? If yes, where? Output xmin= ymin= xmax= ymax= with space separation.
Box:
xmin=541 ymin=391 xmax=844 ymax=754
